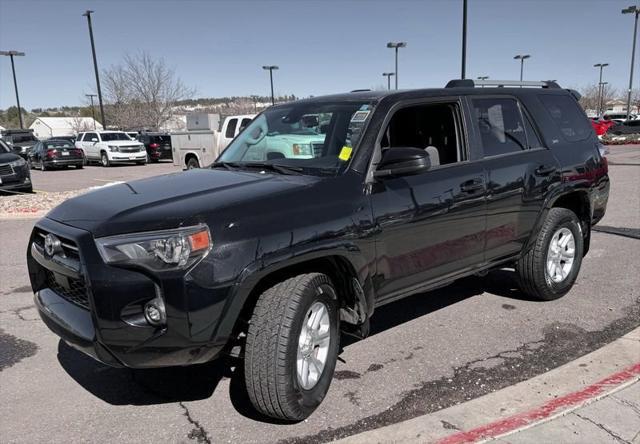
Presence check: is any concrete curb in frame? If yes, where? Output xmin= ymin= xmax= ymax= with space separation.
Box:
xmin=338 ymin=327 xmax=640 ymax=444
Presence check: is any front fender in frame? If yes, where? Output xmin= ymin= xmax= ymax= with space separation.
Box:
xmin=212 ymin=239 xmax=374 ymax=344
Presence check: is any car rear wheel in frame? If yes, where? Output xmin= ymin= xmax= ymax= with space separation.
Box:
xmin=516 ymin=208 xmax=583 ymax=301
xmin=244 ymin=273 xmax=340 ymax=421
xmin=186 ymin=157 xmax=199 ymax=169
xmin=101 ymin=152 xmax=110 ymax=167
xmin=76 ymin=164 xmax=83 ymax=169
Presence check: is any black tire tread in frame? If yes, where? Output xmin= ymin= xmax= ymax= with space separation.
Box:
xmin=245 ymin=273 xmax=331 ymax=420
xmin=516 ymin=207 xmax=582 ymax=301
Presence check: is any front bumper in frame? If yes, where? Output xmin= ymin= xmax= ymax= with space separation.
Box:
xmin=28 ymin=217 xmax=231 ymax=368
xmin=108 ymin=152 xmax=147 ymax=163
xmin=0 ymin=165 xmax=31 ymax=191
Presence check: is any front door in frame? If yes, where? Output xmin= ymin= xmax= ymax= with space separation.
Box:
xmin=369 ymin=100 xmax=487 ymax=302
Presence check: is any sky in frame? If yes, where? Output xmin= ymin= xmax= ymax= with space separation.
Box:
xmin=0 ymin=0 xmax=638 ymax=110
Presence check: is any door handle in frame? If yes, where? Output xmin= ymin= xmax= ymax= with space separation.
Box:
xmin=460 ymin=178 xmax=484 ymax=193
xmin=535 ymin=165 xmax=557 ymax=176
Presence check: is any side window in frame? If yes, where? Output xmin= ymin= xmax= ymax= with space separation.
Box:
xmin=240 ymin=118 xmax=252 ymax=132
xmin=86 ymin=132 xmax=97 ymax=141
xmin=523 ymin=114 xmax=543 ymax=148
xmin=538 ymin=94 xmax=591 ymax=142
xmin=225 ymin=119 xmax=238 ymax=138
xmin=472 ymin=97 xmax=527 ymax=157
xmin=381 ymin=102 xmax=463 ymax=167
xmin=78 ymin=133 xmax=85 ymax=142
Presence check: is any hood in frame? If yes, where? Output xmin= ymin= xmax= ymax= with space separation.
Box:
xmin=0 ymin=152 xmax=22 ymax=164
xmin=102 ymin=140 xmax=144 ymax=146
xmin=46 ymin=168 xmax=317 ymax=237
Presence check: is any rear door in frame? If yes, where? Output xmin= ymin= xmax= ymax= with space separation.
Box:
xmin=469 ymin=95 xmax=561 ymax=263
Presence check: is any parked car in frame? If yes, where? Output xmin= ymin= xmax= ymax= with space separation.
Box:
xmin=29 ymin=139 xmax=84 ymax=170
xmin=171 ymin=113 xmax=254 ymax=169
xmin=137 ymin=132 xmax=173 ymax=162
xmin=0 ymin=128 xmax=38 ymax=159
xmin=0 ymin=139 xmax=32 ymax=193
xmin=606 ymin=119 xmax=640 ymax=136
xmin=602 ymin=112 xmax=634 ymax=123
xmin=28 ymin=80 xmax=609 ymax=421
xmin=75 ymin=130 xmax=147 ymax=167
xmin=126 ymin=132 xmax=139 ymax=140
xmin=590 ymin=118 xmax=617 ymax=137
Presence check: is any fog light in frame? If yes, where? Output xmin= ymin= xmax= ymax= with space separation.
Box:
xmin=144 ymin=297 xmax=166 ymax=326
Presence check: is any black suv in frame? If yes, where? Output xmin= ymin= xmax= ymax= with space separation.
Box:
xmin=28 ymin=80 xmax=609 ymax=421
xmin=136 ymin=132 xmax=172 ymax=162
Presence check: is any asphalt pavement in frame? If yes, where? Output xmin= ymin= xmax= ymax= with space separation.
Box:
xmin=0 ymin=146 xmax=638 ymax=443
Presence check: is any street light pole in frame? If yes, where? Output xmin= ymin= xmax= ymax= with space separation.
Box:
xmin=593 ymin=63 xmax=609 ymax=116
xmin=0 ymin=50 xmax=26 ymax=128
xmin=82 ymin=10 xmax=106 ymax=128
xmin=461 ymin=0 xmax=468 ymax=79
xmin=514 ymin=54 xmax=531 ymax=82
xmin=262 ymin=65 xmax=279 ymax=105
xmin=85 ymin=94 xmax=97 ymax=129
xmin=387 ymin=42 xmax=407 ymax=89
xmin=382 ymin=72 xmax=395 ymax=90
xmin=622 ymin=5 xmax=639 ymax=120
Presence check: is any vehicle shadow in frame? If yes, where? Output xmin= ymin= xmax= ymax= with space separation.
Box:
xmin=56 ymin=269 xmax=535 ymax=418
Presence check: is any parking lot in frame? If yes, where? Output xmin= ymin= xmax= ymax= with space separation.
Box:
xmin=0 ymin=145 xmax=638 ymax=443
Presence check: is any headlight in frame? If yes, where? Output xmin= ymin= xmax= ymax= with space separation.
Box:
xmin=9 ymin=158 xmax=26 ymax=168
xmin=96 ymin=225 xmax=212 ymax=272
xmin=108 ymin=145 xmax=119 ymax=152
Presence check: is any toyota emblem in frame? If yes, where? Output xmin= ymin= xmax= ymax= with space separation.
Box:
xmin=44 ymin=234 xmax=63 ymax=257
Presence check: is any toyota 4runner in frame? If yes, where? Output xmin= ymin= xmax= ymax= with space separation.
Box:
xmin=28 ymin=79 xmax=609 ymax=421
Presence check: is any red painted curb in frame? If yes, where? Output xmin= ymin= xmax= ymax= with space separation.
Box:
xmin=437 ymin=362 xmax=640 ymax=444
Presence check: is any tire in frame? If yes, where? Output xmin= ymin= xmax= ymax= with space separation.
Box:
xmin=137 ymin=161 xmax=146 ymax=166
xmin=101 ymin=152 xmax=110 ymax=167
xmin=186 ymin=157 xmax=199 ymax=169
xmin=244 ymin=273 xmax=340 ymax=421
xmin=76 ymin=163 xmax=83 ymax=169
xmin=516 ymin=208 xmax=584 ymax=301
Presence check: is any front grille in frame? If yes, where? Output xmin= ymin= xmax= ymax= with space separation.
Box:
xmin=0 ymin=164 xmax=14 ymax=176
xmin=118 ymin=146 xmax=141 ymax=153
xmin=312 ymin=143 xmax=324 ymax=157
xmin=34 ymin=229 xmax=80 ymax=260
xmin=45 ymin=269 xmax=90 ymax=309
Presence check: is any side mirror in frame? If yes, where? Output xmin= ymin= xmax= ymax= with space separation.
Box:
xmin=373 ymin=147 xmax=431 ymax=179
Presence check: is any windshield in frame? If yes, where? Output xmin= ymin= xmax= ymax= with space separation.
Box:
xmin=101 ymin=132 xmax=133 ymax=142
xmin=218 ymin=101 xmax=373 ymax=175
xmin=45 ymin=141 xmax=74 ymax=149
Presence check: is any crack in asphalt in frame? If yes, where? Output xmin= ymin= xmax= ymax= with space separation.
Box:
xmin=179 ymin=402 xmax=212 ymax=444
xmin=573 ymin=412 xmax=631 ymax=444
xmin=592 ymin=226 xmax=640 ymax=240
xmin=279 ymin=299 xmax=640 ymax=444
xmin=612 ymin=396 xmax=640 ymax=417
xmin=0 ymin=305 xmax=39 ymax=322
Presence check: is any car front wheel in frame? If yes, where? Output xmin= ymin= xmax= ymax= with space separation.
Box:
xmin=101 ymin=152 xmax=110 ymax=167
xmin=244 ymin=273 xmax=340 ymax=421
xmin=516 ymin=207 xmax=584 ymax=301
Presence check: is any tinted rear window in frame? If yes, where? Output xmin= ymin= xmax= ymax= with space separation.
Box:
xmin=539 ymin=94 xmax=591 ymax=142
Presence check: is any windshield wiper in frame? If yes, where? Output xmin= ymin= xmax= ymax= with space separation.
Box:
xmin=212 ymin=161 xmax=304 ymax=175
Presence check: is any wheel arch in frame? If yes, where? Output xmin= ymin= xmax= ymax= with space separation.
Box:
xmin=525 ymin=187 xmax=592 ymax=256
xmin=219 ymin=251 xmax=373 ymax=343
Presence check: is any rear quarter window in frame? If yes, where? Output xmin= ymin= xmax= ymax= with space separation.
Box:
xmin=538 ymin=94 xmax=592 ymax=142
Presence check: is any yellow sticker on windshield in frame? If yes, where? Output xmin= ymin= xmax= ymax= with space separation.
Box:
xmin=339 ymin=146 xmax=353 ymax=161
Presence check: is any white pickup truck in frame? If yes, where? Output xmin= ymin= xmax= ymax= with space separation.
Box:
xmin=171 ymin=113 xmax=255 ymax=169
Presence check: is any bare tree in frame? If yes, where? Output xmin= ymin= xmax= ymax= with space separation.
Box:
xmin=69 ymin=115 xmax=95 ymax=133
xmin=579 ymin=83 xmax=618 ymax=115
xmin=101 ymin=52 xmax=194 ymax=130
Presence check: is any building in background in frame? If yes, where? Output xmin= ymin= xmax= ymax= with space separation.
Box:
xmin=29 ymin=117 xmax=102 ymax=138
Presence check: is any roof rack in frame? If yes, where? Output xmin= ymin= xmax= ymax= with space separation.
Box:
xmin=445 ymin=79 xmax=561 ymax=89
xmin=350 ymin=89 xmax=371 ymax=93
